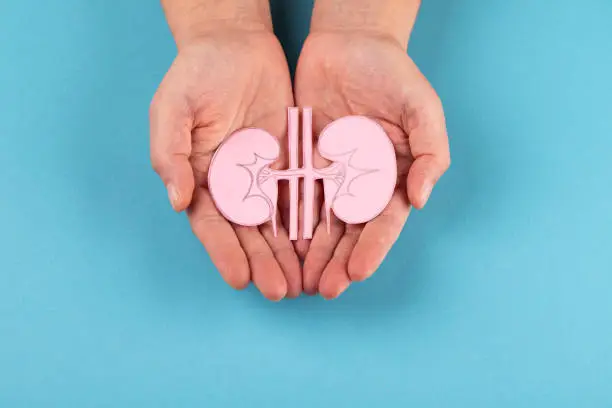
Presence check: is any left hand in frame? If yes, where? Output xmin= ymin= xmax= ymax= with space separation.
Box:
xmin=150 ymin=30 xmax=301 ymax=301
xmin=294 ymin=31 xmax=450 ymax=299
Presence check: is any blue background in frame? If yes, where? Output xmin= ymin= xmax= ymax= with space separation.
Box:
xmin=1 ymin=0 xmax=611 ymax=406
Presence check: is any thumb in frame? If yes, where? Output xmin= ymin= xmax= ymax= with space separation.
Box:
xmin=402 ymin=97 xmax=451 ymax=209
xmin=406 ymin=153 xmax=449 ymax=209
xmin=149 ymin=94 xmax=195 ymax=212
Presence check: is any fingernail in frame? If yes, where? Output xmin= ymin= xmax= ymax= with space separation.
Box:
xmin=421 ymin=181 xmax=433 ymax=207
xmin=167 ymin=183 xmax=180 ymax=208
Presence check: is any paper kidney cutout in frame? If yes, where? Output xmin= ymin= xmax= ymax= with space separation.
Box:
xmin=208 ymin=110 xmax=397 ymax=240
xmin=318 ymin=116 xmax=396 ymax=225
xmin=207 ymin=128 xmax=280 ymax=228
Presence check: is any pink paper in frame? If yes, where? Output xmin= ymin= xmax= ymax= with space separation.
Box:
xmin=208 ymin=108 xmax=397 ymax=240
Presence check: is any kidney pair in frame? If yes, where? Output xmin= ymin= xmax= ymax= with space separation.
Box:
xmin=208 ymin=108 xmax=397 ymax=241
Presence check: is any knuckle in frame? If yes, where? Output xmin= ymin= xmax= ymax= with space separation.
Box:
xmin=423 ymin=91 xmax=446 ymax=127
xmin=248 ymin=248 xmax=270 ymax=262
xmin=431 ymin=91 xmax=444 ymax=111
xmin=149 ymin=93 xmax=162 ymax=119
xmin=376 ymin=211 xmax=401 ymax=230
xmin=439 ymin=152 xmax=451 ymax=172
xmin=149 ymin=148 xmax=165 ymax=174
xmin=189 ymin=212 xmax=223 ymax=237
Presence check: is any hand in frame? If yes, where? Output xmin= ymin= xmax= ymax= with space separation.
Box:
xmin=294 ymin=31 xmax=450 ymax=299
xmin=150 ymin=29 xmax=301 ymax=300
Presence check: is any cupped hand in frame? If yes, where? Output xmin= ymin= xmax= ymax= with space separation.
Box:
xmin=294 ymin=32 xmax=451 ymax=299
xmin=150 ymin=31 xmax=301 ymax=300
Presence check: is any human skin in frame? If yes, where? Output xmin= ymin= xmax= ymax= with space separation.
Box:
xmin=150 ymin=0 xmax=301 ymax=300
xmin=294 ymin=0 xmax=451 ymax=298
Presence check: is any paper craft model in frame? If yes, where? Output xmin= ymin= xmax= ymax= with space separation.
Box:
xmin=208 ymin=108 xmax=397 ymax=241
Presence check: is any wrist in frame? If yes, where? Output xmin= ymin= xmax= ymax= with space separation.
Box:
xmin=310 ymin=0 xmax=420 ymax=49
xmin=161 ymin=0 xmax=273 ymax=49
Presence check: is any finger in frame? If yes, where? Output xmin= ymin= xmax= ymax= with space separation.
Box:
xmin=402 ymin=93 xmax=451 ymax=209
xmin=260 ymin=219 xmax=302 ymax=298
xmin=318 ymin=225 xmax=362 ymax=300
xmin=406 ymin=154 xmax=450 ymax=209
xmin=149 ymin=93 xmax=195 ymax=212
xmin=188 ymin=188 xmax=250 ymax=290
xmin=235 ymin=226 xmax=287 ymax=302
xmin=348 ymin=192 xmax=410 ymax=282
xmin=302 ymin=209 xmax=344 ymax=295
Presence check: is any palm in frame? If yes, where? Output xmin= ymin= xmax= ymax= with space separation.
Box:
xmin=294 ymin=32 xmax=449 ymax=298
xmin=151 ymin=32 xmax=300 ymax=300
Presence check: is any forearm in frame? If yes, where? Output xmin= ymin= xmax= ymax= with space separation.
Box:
xmin=161 ymin=0 xmax=273 ymax=47
xmin=310 ymin=0 xmax=421 ymax=48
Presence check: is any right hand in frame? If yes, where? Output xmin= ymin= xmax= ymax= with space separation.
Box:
xmin=294 ymin=31 xmax=450 ymax=298
xmin=149 ymin=30 xmax=301 ymax=300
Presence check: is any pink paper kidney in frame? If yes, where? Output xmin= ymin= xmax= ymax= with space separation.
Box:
xmin=318 ymin=116 xmax=397 ymax=225
xmin=207 ymin=128 xmax=279 ymax=228
xmin=207 ymin=109 xmax=397 ymax=240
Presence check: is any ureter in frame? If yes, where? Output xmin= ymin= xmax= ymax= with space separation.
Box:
xmin=302 ymin=108 xmax=315 ymax=240
xmin=287 ymin=108 xmax=299 ymax=240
